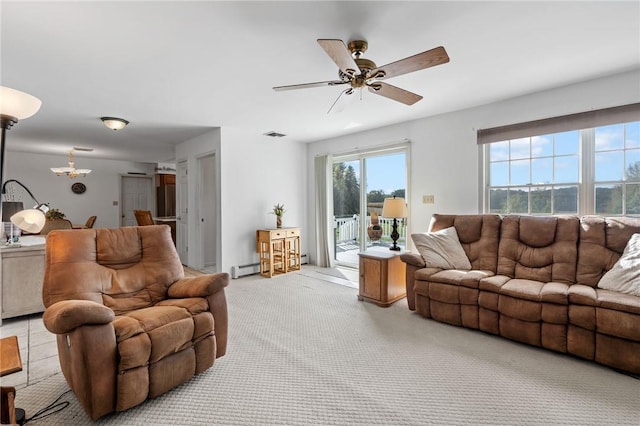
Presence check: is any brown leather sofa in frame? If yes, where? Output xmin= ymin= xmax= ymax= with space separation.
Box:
xmin=42 ymin=225 xmax=229 ymax=419
xmin=401 ymin=214 xmax=640 ymax=375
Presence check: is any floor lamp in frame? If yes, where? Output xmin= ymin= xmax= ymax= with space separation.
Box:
xmin=0 ymin=86 xmax=42 ymax=229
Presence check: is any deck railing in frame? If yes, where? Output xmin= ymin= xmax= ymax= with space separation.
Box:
xmin=334 ymin=215 xmax=406 ymax=244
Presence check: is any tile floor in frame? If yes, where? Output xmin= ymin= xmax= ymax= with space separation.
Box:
xmin=0 ymin=314 xmax=60 ymax=390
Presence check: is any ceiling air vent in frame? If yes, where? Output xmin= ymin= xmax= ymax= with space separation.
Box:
xmin=263 ymin=131 xmax=286 ymax=138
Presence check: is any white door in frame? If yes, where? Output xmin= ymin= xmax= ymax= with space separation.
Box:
xmin=176 ymin=161 xmax=188 ymax=263
xmin=198 ymin=154 xmax=216 ymax=269
xmin=121 ymin=176 xmax=153 ymax=226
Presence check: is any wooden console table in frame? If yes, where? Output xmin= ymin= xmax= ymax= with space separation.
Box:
xmin=256 ymin=228 xmax=300 ymax=278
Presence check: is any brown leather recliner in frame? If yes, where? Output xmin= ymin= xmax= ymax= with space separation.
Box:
xmin=42 ymin=225 xmax=229 ymax=420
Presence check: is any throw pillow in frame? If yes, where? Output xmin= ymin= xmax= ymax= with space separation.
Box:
xmin=597 ymin=233 xmax=640 ymax=296
xmin=411 ymin=227 xmax=472 ymax=270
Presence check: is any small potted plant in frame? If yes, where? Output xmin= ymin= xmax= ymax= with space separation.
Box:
xmin=45 ymin=208 xmax=66 ymax=220
xmin=271 ymin=203 xmax=286 ymax=228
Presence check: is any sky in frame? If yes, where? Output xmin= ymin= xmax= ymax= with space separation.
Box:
xmin=342 ymin=152 xmax=406 ymax=194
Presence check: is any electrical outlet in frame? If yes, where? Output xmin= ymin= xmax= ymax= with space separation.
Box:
xmin=113 ymin=201 xmax=118 ymax=206
xmin=422 ymin=195 xmax=435 ymax=204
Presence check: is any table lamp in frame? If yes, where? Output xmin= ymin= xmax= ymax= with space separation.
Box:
xmin=381 ymin=196 xmax=408 ymax=251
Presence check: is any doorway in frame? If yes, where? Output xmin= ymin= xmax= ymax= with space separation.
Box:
xmin=198 ymin=153 xmax=216 ymax=270
xmin=176 ymin=161 xmax=188 ymax=263
xmin=120 ymin=176 xmax=153 ymax=227
xmin=332 ymin=147 xmax=408 ymax=267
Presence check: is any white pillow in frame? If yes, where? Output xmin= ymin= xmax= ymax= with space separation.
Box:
xmin=597 ymin=233 xmax=640 ymax=296
xmin=411 ymin=227 xmax=471 ymax=270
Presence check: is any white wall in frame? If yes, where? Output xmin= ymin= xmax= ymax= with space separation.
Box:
xmin=219 ymin=127 xmax=306 ymax=274
xmin=4 ymin=151 xmax=155 ymax=228
xmin=175 ymin=126 xmax=306 ymax=275
xmin=306 ymin=69 xmax=640 ymax=261
xmin=175 ymin=129 xmax=222 ymax=270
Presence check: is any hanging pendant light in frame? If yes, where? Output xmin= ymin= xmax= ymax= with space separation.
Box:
xmin=50 ymin=149 xmax=92 ymax=178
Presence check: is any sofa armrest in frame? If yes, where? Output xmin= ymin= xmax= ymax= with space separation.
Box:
xmin=43 ymin=300 xmax=115 ymax=334
xmin=168 ymin=273 xmax=229 ymax=298
xmin=400 ymin=252 xmax=425 ymax=268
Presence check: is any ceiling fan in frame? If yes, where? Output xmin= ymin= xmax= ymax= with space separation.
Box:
xmin=273 ymin=39 xmax=449 ymax=112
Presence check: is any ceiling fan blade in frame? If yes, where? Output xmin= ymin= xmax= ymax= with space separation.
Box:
xmin=368 ymin=82 xmax=423 ymax=105
xmin=273 ymin=80 xmax=345 ymax=92
xmin=369 ymin=46 xmax=449 ymax=80
xmin=317 ymin=39 xmax=360 ymax=77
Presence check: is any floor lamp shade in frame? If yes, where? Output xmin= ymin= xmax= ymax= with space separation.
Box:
xmin=0 ymin=86 xmax=42 ymax=124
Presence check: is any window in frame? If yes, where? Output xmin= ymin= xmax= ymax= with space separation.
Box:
xmin=488 ymin=131 xmax=580 ymax=214
xmin=480 ymin=104 xmax=640 ymax=216
xmin=594 ymin=122 xmax=640 ymax=215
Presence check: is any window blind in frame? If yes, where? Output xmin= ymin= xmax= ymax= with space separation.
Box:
xmin=477 ymin=103 xmax=640 ymax=144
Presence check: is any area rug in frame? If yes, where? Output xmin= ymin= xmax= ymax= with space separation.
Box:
xmin=15 ymin=268 xmax=639 ymax=425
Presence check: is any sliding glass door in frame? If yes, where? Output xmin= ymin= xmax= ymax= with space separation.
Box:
xmin=333 ymin=147 xmax=408 ymax=267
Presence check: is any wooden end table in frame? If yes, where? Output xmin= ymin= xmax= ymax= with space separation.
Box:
xmin=1 ymin=335 xmax=25 ymax=424
xmin=358 ymin=249 xmax=406 ymax=307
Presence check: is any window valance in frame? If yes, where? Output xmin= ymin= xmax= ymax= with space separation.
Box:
xmin=477 ymin=103 xmax=640 ymax=144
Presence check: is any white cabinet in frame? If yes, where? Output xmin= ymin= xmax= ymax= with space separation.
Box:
xmin=1 ymin=244 xmax=46 ymax=321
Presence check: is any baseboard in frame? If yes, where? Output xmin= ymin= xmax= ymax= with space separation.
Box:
xmin=231 ymin=254 xmax=308 ymax=279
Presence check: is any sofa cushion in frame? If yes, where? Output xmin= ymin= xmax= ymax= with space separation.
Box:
xmin=498 ymin=279 xmax=569 ymax=304
xmin=597 ymin=289 xmax=640 ymax=315
xmin=577 ymin=216 xmax=640 ymax=287
xmin=412 ymin=227 xmax=471 ymax=270
xmin=478 ymin=275 xmax=511 ymax=293
xmin=497 ymin=215 xmax=579 ymax=284
xmin=597 ymin=233 xmax=640 ymax=296
xmin=430 ymin=214 xmax=501 ymax=272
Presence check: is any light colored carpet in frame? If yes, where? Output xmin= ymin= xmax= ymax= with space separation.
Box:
xmin=16 ymin=268 xmax=639 ymax=425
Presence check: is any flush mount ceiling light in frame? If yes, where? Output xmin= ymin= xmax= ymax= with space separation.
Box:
xmin=100 ymin=116 xmax=129 ymax=131
xmin=50 ymin=149 xmax=92 ymax=178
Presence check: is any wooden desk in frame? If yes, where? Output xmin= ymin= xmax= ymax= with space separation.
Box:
xmin=256 ymin=228 xmax=300 ymax=278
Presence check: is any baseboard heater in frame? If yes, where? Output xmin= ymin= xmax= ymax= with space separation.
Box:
xmin=231 ymin=254 xmax=308 ymax=279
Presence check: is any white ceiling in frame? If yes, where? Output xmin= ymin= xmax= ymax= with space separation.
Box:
xmin=1 ymin=1 xmax=639 ymax=163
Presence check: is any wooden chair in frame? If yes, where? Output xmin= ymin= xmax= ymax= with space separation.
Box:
xmin=84 ymin=215 xmax=97 ymax=229
xmin=134 ymin=210 xmax=155 ymax=226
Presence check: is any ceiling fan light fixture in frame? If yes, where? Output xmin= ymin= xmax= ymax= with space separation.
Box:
xmin=101 ymin=116 xmax=129 ymax=131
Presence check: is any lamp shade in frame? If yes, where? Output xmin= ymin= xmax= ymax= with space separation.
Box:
xmin=0 ymin=86 xmax=42 ymax=120
xmin=11 ymin=208 xmax=46 ymax=234
xmin=381 ymin=197 xmax=408 ymax=218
